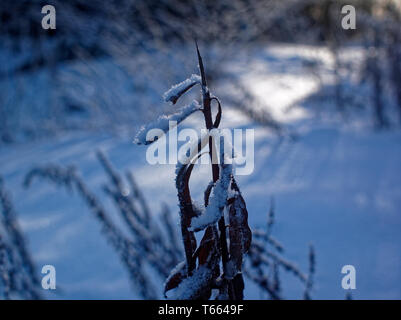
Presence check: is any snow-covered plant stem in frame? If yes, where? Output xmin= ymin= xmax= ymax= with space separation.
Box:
xmin=196 ymin=44 xmax=233 ymax=298
xmin=136 ymin=44 xmax=252 ymax=300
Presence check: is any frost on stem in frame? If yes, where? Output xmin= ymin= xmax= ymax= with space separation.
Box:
xmin=163 ymin=74 xmax=202 ymax=105
xmin=134 ymin=100 xmax=201 ymax=145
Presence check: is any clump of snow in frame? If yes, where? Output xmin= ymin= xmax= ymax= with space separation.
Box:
xmin=133 ymin=100 xmax=200 ymax=145
xmin=190 ymin=165 xmax=231 ymax=231
xmin=191 ymin=200 xmax=205 ymax=217
xmin=190 ymin=138 xmax=233 ymax=232
xmin=163 ymin=74 xmax=201 ymax=104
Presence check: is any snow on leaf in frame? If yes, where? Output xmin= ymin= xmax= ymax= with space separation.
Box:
xmin=189 ymin=138 xmax=233 ymax=232
xmin=133 ymin=100 xmax=200 ymax=145
xmin=163 ymin=74 xmax=201 ymax=104
xmin=164 ymin=261 xmax=186 ymax=297
xmin=166 ymin=265 xmax=213 ymax=300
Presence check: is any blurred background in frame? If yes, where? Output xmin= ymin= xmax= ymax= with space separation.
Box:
xmin=0 ymin=0 xmax=400 ymax=299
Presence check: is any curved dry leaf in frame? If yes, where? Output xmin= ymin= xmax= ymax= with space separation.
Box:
xmin=164 ymin=261 xmax=186 ymax=296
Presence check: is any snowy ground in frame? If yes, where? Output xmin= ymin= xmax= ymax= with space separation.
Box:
xmin=0 ymin=45 xmax=400 ymax=299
